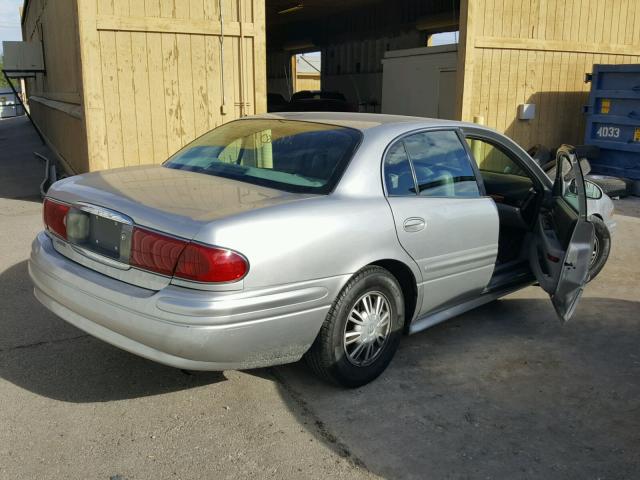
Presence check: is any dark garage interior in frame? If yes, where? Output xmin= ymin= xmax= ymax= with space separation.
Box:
xmin=265 ymin=0 xmax=460 ymax=114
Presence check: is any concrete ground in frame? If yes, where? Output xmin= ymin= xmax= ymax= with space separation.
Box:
xmin=0 ymin=115 xmax=638 ymax=479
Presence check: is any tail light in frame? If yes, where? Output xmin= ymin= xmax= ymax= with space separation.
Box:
xmin=130 ymin=227 xmax=248 ymax=283
xmin=130 ymin=227 xmax=186 ymax=277
xmin=43 ymin=198 xmax=70 ymax=239
xmin=175 ymin=243 xmax=248 ymax=283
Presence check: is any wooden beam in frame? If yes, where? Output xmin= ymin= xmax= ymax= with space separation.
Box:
xmin=253 ymin=0 xmax=267 ymax=114
xmin=77 ymin=0 xmax=109 ymax=171
xmin=96 ymin=15 xmax=256 ymax=37
xmin=290 ymin=53 xmax=298 ymax=93
xmin=456 ymin=0 xmax=475 ymax=121
xmin=24 ymin=91 xmax=82 ymax=105
xmin=415 ymin=12 xmax=459 ymax=33
xmin=29 ymin=96 xmax=83 ymax=119
xmin=475 ymin=36 xmax=640 ymax=56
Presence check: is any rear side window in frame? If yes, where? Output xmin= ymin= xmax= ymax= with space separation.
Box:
xmin=164 ymin=119 xmax=361 ymax=194
xmin=384 ymin=143 xmax=415 ymax=196
xmin=386 ymin=130 xmax=480 ymax=198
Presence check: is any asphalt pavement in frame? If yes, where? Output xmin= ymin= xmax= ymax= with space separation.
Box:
xmin=1 ymin=115 xmax=638 ymax=479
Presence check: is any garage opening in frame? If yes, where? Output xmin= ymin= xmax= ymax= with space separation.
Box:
xmin=293 ymin=52 xmax=321 ymax=93
xmin=429 ymin=31 xmax=459 ymax=46
xmin=266 ymin=0 xmax=462 ymax=117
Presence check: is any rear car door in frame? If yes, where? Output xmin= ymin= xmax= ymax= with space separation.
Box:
xmin=528 ymin=145 xmax=594 ymax=321
xmin=383 ymin=129 xmax=499 ymax=315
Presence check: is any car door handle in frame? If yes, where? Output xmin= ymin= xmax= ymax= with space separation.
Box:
xmin=403 ymin=217 xmax=426 ymax=232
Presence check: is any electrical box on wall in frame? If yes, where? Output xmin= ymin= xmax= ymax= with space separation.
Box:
xmin=518 ymin=103 xmax=536 ymax=120
xmin=2 ymin=41 xmax=45 ymax=74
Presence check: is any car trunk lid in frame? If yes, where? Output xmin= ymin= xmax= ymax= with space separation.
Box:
xmin=47 ymin=165 xmax=315 ymax=288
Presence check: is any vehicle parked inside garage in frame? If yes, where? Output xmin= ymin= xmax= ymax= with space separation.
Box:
xmin=29 ymin=113 xmax=594 ymax=387
xmin=287 ymin=90 xmax=355 ymax=112
xmin=267 ymin=93 xmax=290 ymax=113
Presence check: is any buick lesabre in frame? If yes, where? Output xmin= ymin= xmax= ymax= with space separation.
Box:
xmin=29 ymin=113 xmax=594 ymax=387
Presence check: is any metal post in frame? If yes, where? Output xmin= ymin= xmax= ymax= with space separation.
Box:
xmin=470 ymin=115 xmax=485 ymax=163
xmin=2 ymin=70 xmax=45 ymax=144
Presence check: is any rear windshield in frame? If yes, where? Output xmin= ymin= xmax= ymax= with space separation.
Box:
xmin=164 ymin=119 xmax=362 ymax=194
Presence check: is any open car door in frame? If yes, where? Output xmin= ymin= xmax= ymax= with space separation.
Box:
xmin=529 ymin=145 xmax=595 ymax=321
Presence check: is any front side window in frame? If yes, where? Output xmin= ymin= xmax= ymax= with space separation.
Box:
xmin=466 ymin=137 xmax=528 ymax=177
xmin=164 ymin=119 xmax=362 ymax=194
xmin=402 ymin=130 xmax=480 ymax=197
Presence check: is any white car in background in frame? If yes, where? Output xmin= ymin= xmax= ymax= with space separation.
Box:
xmin=584 ymin=180 xmax=615 ymax=281
xmin=528 ymin=145 xmax=615 ymax=281
xmin=536 ymin=155 xmax=615 ymax=281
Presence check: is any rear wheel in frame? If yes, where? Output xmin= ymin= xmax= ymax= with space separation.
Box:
xmin=305 ymin=266 xmax=404 ymax=387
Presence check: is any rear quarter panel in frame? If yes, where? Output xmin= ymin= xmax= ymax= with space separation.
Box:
xmin=193 ymin=194 xmax=422 ymax=293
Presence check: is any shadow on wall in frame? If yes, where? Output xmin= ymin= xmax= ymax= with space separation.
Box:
xmin=501 ymin=91 xmax=590 ymax=150
xmin=271 ymin=295 xmax=640 ymax=479
xmin=3 ymin=257 xmax=639 ymax=477
xmin=28 ymin=101 xmax=90 ymax=174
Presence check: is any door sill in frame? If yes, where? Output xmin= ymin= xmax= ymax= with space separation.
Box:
xmin=486 ymin=260 xmax=533 ymax=292
xmin=408 ymin=279 xmax=535 ymax=335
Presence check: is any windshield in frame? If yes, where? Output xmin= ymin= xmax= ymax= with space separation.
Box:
xmin=164 ymin=119 xmax=362 ymax=194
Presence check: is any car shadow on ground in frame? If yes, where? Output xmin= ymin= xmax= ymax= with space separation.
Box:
xmin=0 ymin=260 xmax=225 ymax=402
xmin=269 ymin=295 xmax=640 ymax=479
xmin=3 ymin=255 xmax=639 ymax=478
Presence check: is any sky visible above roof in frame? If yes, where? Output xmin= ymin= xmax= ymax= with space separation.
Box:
xmin=296 ymin=52 xmax=321 ymax=74
xmin=0 ymin=0 xmax=22 ymax=55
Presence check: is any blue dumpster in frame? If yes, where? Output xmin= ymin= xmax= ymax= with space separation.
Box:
xmin=584 ymin=64 xmax=640 ymax=180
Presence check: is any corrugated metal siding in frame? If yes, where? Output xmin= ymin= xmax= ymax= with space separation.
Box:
xmin=459 ymin=0 xmax=640 ymax=149
xmin=266 ymin=0 xmax=449 ymax=109
xmin=321 ymin=32 xmax=425 ymax=110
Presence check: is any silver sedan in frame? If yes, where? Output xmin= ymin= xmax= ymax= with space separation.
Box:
xmin=29 ymin=113 xmax=595 ymax=387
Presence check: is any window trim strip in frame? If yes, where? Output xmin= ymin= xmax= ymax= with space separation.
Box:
xmin=381 ymin=126 xmax=484 ymax=199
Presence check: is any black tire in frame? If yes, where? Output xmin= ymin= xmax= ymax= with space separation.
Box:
xmin=587 ymin=216 xmax=611 ymax=282
xmin=586 ymin=174 xmax=629 ymax=198
xmin=305 ymin=266 xmax=404 ymax=388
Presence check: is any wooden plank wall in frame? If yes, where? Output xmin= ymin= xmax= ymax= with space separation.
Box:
xmin=22 ymin=0 xmax=83 ymax=105
xmin=22 ymin=0 xmax=89 ymax=172
xmin=78 ymin=0 xmax=266 ymax=172
xmin=458 ymin=0 xmax=640 ymax=149
xmin=295 ymin=73 xmax=321 ymax=92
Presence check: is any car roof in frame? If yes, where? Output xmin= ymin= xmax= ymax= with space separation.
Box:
xmin=254 ymin=111 xmax=493 ymax=133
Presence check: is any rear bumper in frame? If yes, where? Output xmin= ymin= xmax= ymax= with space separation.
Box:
xmin=29 ymin=232 xmax=345 ymax=370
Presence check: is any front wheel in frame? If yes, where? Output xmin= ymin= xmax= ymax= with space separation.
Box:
xmin=305 ymin=266 xmax=405 ymax=388
xmin=587 ymin=216 xmax=611 ymax=282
